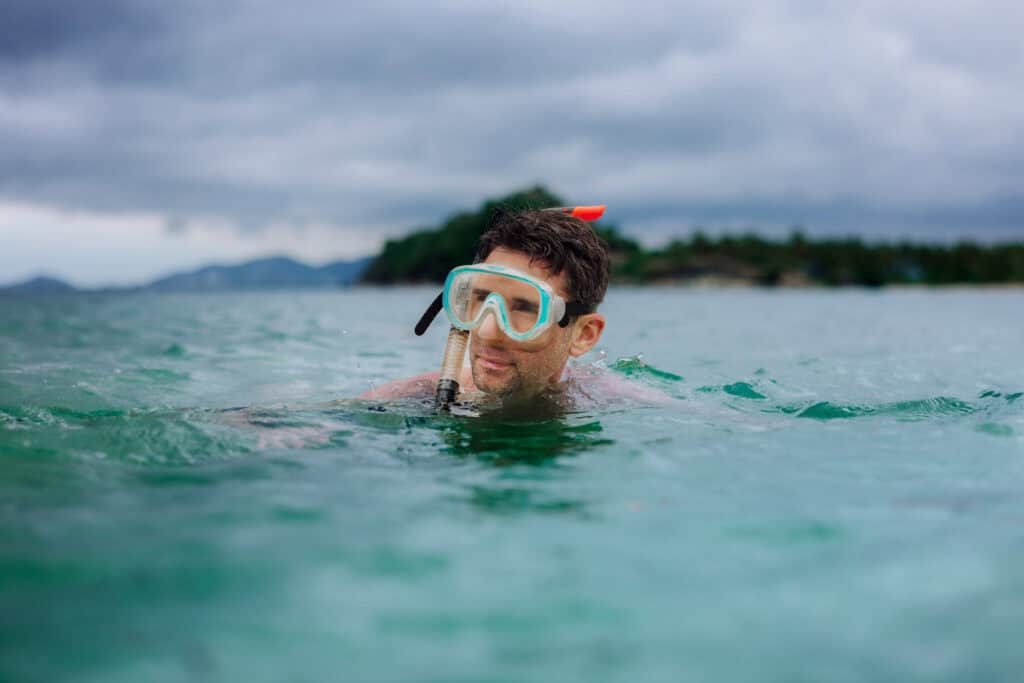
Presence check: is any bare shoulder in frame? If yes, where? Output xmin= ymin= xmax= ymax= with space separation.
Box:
xmin=567 ymin=365 xmax=680 ymax=405
xmin=359 ymin=367 xmax=476 ymax=400
xmin=359 ymin=372 xmax=440 ymax=400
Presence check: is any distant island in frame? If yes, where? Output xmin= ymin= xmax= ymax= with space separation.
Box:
xmin=362 ymin=186 xmax=1024 ymax=287
xmin=2 ymin=256 xmax=372 ymax=294
xmin=1 ymin=276 xmax=79 ymax=294
xmin=145 ymin=255 xmax=371 ymax=292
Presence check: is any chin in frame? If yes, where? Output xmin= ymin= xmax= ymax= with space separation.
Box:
xmin=471 ymin=364 xmax=521 ymax=396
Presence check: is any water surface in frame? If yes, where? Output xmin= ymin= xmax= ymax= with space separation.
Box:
xmin=2 ymin=288 xmax=1023 ymax=682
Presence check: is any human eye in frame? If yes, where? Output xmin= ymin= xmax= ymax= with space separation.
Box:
xmin=511 ymin=298 xmax=539 ymax=314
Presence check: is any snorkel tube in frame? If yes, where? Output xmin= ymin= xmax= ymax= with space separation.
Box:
xmin=414 ymin=289 xmax=467 ymax=409
xmin=436 ymin=327 xmax=469 ymax=407
xmin=414 ymin=290 xmax=462 ymax=408
xmin=414 ymin=204 xmax=606 ymax=410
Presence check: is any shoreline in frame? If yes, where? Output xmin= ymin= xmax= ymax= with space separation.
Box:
xmin=5 ymin=281 xmax=1024 ymax=296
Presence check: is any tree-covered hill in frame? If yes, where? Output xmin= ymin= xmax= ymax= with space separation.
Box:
xmin=360 ymin=186 xmax=638 ymax=284
xmin=622 ymin=232 xmax=1024 ymax=286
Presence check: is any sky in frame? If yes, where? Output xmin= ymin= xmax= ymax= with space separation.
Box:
xmin=2 ymin=0 xmax=1023 ymax=286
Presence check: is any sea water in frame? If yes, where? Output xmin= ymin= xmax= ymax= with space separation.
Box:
xmin=1 ymin=288 xmax=1022 ymax=682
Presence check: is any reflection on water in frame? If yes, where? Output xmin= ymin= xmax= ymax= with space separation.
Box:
xmin=438 ymin=413 xmax=612 ymax=517
xmin=458 ymin=484 xmax=590 ymax=517
xmin=439 ymin=413 xmax=613 ymax=465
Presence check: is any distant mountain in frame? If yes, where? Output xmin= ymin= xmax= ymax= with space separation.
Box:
xmin=1 ymin=257 xmax=372 ymax=294
xmin=145 ymin=256 xmax=372 ymax=292
xmin=0 ymin=276 xmax=77 ymax=294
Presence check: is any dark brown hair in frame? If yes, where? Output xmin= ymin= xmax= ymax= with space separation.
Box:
xmin=475 ymin=209 xmax=610 ymax=311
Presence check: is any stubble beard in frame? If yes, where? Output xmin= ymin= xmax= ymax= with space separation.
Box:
xmin=469 ymin=328 xmax=572 ymax=398
xmin=470 ymin=358 xmax=523 ymax=397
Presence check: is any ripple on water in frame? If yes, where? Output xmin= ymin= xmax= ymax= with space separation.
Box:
xmin=975 ymin=422 xmax=1014 ymax=437
xmin=791 ymin=395 xmax=995 ymax=421
xmin=120 ymin=368 xmax=191 ymax=385
xmin=609 ymin=355 xmax=684 ymax=382
xmin=723 ymin=382 xmax=768 ymax=400
xmin=161 ymin=343 xmax=187 ymax=358
xmin=0 ymin=406 xmax=256 ymax=466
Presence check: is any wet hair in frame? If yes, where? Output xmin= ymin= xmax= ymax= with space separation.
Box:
xmin=475 ymin=209 xmax=610 ymax=311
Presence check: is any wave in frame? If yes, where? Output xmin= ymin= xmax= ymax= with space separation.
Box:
xmin=598 ymin=354 xmax=1021 ymax=432
xmin=0 ymin=405 xmax=255 ymax=466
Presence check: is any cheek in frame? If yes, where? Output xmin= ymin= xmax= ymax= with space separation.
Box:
xmin=519 ymin=331 xmax=572 ymax=371
xmin=526 ymin=325 xmax=572 ymax=350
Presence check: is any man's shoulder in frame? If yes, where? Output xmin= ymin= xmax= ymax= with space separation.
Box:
xmin=566 ymin=364 xmax=679 ymax=405
xmin=359 ymin=372 xmax=440 ymax=400
xmin=359 ymin=367 xmax=476 ymax=400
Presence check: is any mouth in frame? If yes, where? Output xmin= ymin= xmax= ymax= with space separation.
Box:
xmin=474 ymin=350 xmax=515 ymax=372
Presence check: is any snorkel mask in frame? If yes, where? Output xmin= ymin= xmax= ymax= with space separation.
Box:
xmin=415 ymin=205 xmax=606 ymax=409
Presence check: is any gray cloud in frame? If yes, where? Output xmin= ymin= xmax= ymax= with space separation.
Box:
xmin=1 ymin=0 xmax=1022 ymax=245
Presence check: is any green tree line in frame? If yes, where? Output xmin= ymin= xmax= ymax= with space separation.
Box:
xmin=361 ymin=186 xmax=1024 ymax=287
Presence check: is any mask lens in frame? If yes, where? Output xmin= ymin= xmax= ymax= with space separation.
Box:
xmin=448 ymin=272 xmax=475 ymax=321
xmin=450 ymin=270 xmax=545 ymax=335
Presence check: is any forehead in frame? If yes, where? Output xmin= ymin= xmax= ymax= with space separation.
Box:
xmin=481 ymin=247 xmax=569 ymax=299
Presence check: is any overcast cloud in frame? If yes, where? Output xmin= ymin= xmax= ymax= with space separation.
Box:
xmin=2 ymin=0 xmax=1023 ymax=285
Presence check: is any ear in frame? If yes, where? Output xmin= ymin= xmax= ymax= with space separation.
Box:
xmin=568 ymin=313 xmax=605 ymax=357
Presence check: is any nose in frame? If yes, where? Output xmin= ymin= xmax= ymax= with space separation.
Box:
xmin=475 ymin=307 xmax=504 ymax=343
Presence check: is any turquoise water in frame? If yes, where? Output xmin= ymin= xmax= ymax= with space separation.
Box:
xmin=2 ymin=288 xmax=1023 ymax=682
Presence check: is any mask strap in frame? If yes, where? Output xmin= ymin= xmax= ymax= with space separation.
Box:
xmin=558 ymin=302 xmax=594 ymax=327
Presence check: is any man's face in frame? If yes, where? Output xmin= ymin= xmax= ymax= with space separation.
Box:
xmin=468 ymin=247 xmax=576 ymax=397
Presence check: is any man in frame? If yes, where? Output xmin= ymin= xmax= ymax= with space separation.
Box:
xmin=361 ymin=209 xmax=608 ymax=402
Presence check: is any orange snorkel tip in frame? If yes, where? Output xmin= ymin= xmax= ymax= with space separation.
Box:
xmin=546 ymin=205 xmax=606 ymax=221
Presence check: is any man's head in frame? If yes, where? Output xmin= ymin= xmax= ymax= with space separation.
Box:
xmin=468 ymin=209 xmax=610 ymax=397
